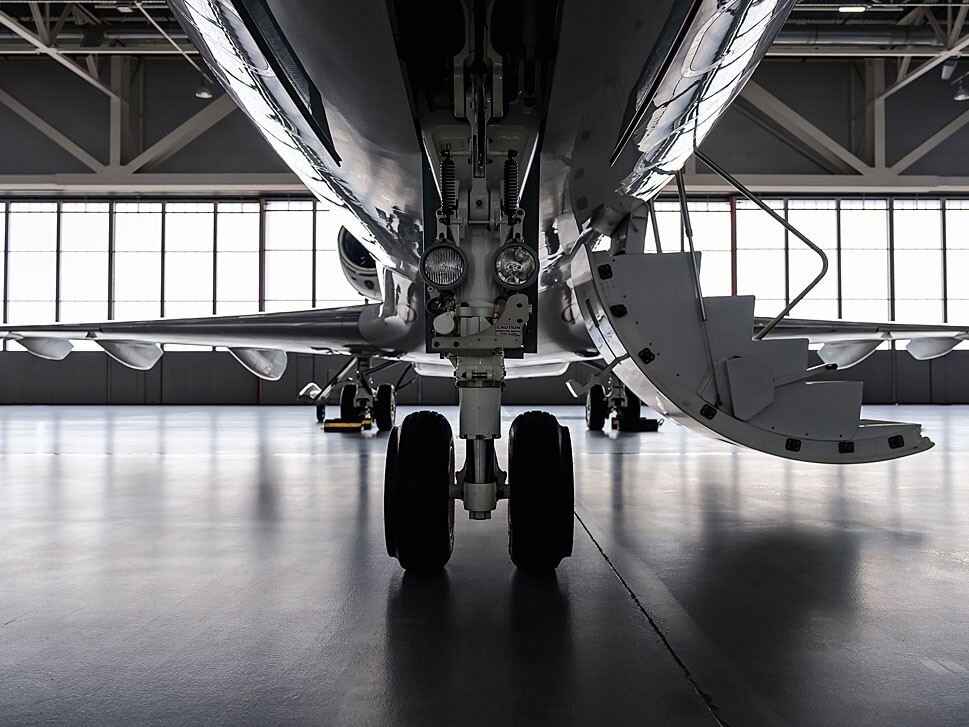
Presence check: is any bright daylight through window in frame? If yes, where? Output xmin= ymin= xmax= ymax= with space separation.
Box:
xmin=0 ymin=196 xmax=964 ymax=352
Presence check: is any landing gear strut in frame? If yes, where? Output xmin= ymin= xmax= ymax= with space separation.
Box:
xmin=585 ymin=382 xmax=644 ymax=432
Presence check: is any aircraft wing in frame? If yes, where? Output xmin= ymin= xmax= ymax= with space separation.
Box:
xmin=0 ymin=305 xmax=422 ymax=381
xmin=758 ymin=317 xmax=969 ymax=367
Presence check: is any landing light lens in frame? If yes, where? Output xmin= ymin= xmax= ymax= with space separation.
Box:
xmin=493 ymin=242 xmax=538 ymax=290
xmin=421 ymin=244 xmax=467 ymax=289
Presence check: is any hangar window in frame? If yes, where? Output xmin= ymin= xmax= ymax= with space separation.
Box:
xmin=652 ymin=201 xmax=683 ymax=252
xmin=164 ymin=203 xmax=215 ymax=320
xmin=264 ymin=200 xmax=314 ymax=312
xmin=215 ymin=203 xmax=260 ymax=315
xmin=787 ymin=200 xmax=838 ymax=320
xmin=4 ymin=194 xmax=965 ymax=357
xmin=6 ymin=202 xmax=57 ymax=325
xmin=685 ymin=200 xmax=732 ymax=298
xmin=839 ymin=199 xmax=889 ymax=322
xmin=315 ymin=206 xmax=363 ymax=308
xmin=114 ymin=203 xmax=163 ymax=322
xmin=893 ymin=200 xmax=943 ymax=324
xmin=735 ymin=199 xmax=785 ymax=318
xmin=946 ymin=200 xmax=969 ymax=327
xmin=60 ymin=203 xmax=110 ymax=350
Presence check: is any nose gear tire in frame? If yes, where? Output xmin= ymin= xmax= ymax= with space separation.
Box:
xmin=508 ymin=411 xmax=575 ymax=571
xmin=384 ymin=411 xmax=455 ymax=571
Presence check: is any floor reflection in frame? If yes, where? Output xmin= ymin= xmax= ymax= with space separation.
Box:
xmin=383 ymin=569 xmax=575 ymax=722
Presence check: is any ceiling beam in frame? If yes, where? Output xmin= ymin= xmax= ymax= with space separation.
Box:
xmin=878 ymin=32 xmax=969 ymax=101
xmin=0 ymin=9 xmax=117 ymax=99
xmin=123 ymin=94 xmax=237 ymax=173
xmin=0 ymin=44 xmax=199 ymax=55
xmin=920 ymin=7 xmax=949 ymax=48
xmin=897 ymin=55 xmax=912 ymax=82
xmin=891 ymin=107 xmax=969 ymax=173
xmin=739 ymin=81 xmax=871 ymax=175
xmin=0 ymin=173 xmax=306 ymax=195
xmin=0 ymin=86 xmax=104 ymax=172
xmin=950 ymin=2 xmax=969 ymax=46
xmin=27 ymin=2 xmax=48 ymax=45
xmin=899 ymin=0 xmax=940 ymax=27
xmin=675 ymin=171 xmax=969 ymax=194
xmin=765 ymin=47 xmax=965 ymax=58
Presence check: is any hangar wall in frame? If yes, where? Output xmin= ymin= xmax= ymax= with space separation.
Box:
xmin=1 ymin=351 xmax=966 ymax=406
xmin=2 ymin=55 xmax=969 ymax=405
xmin=3 ymin=57 xmax=969 ymax=186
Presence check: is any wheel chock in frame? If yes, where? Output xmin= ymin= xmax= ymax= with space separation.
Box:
xmin=611 ymin=417 xmax=663 ymax=433
xmin=323 ymin=418 xmax=373 ymax=433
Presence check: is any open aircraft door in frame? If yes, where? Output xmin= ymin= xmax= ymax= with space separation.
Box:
xmin=570 ymin=247 xmax=933 ymax=464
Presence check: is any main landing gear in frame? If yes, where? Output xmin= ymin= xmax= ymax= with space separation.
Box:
xmin=568 ymin=365 xmax=662 ymax=433
xmin=585 ymin=382 xmax=651 ymax=432
xmin=298 ymin=357 xmax=409 ymax=433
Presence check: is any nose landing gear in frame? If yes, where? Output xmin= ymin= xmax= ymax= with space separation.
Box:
xmin=384 ymin=408 xmax=574 ymax=573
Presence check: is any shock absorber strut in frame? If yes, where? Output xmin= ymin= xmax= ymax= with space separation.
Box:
xmin=441 ymin=151 xmax=457 ymax=225
xmin=503 ymin=150 xmax=519 ymax=223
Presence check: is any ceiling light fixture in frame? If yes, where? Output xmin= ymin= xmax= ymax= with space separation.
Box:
xmin=942 ymin=58 xmax=958 ymax=81
xmin=195 ymin=77 xmax=214 ymax=99
xmin=837 ymin=5 xmax=866 ymax=12
xmin=954 ymin=82 xmax=969 ymax=102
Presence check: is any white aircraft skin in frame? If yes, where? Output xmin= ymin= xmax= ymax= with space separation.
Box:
xmin=4 ymin=0 xmax=966 ymax=569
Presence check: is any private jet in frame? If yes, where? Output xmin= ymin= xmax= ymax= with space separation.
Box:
xmin=4 ymin=0 xmax=965 ymax=573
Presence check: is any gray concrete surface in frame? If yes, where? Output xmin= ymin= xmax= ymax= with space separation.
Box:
xmin=1 ymin=405 xmax=967 ymax=725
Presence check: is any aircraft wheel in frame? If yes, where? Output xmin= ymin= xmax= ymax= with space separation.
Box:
xmin=384 ymin=411 xmax=455 ymax=571
xmin=618 ymin=386 xmax=641 ymax=424
xmin=374 ymin=383 xmax=396 ymax=431
xmin=586 ymin=384 xmax=607 ymax=431
xmin=315 ymin=403 xmax=326 ymax=423
xmin=340 ymin=383 xmax=358 ymax=420
xmin=508 ymin=411 xmax=574 ymax=571
xmin=384 ymin=427 xmax=400 ymax=556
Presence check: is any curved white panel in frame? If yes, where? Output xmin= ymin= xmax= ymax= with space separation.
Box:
xmin=228 ymin=348 xmax=288 ymax=381
xmin=906 ymin=337 xmax=960 ymax=361
xmin=97 ymin=340 xmax=163 ymax=370
xmin=818 ymin=341 xmax=881 ymax=369
xmin=16 ymin=337 xmax=73 ymax=361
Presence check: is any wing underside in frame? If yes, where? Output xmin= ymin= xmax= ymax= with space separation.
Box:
xmin=0 ymin=306 xmax=396 ymax=381
xmin=758 ymin=318 xmax=969 ymax=367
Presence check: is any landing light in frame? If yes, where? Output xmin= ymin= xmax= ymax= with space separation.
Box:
xmin=421 ymin=244 xmax=467 ymax=290
xmin=493 ymin=242 xmax=538 ymax=290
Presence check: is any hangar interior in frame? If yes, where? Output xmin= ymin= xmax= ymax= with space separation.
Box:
xmin=2 ymin=1 xmax=969 ymax=725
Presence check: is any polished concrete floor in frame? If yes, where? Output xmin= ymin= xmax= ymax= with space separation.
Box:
xmin=1 ymin=404 xmax=968 ymax=726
